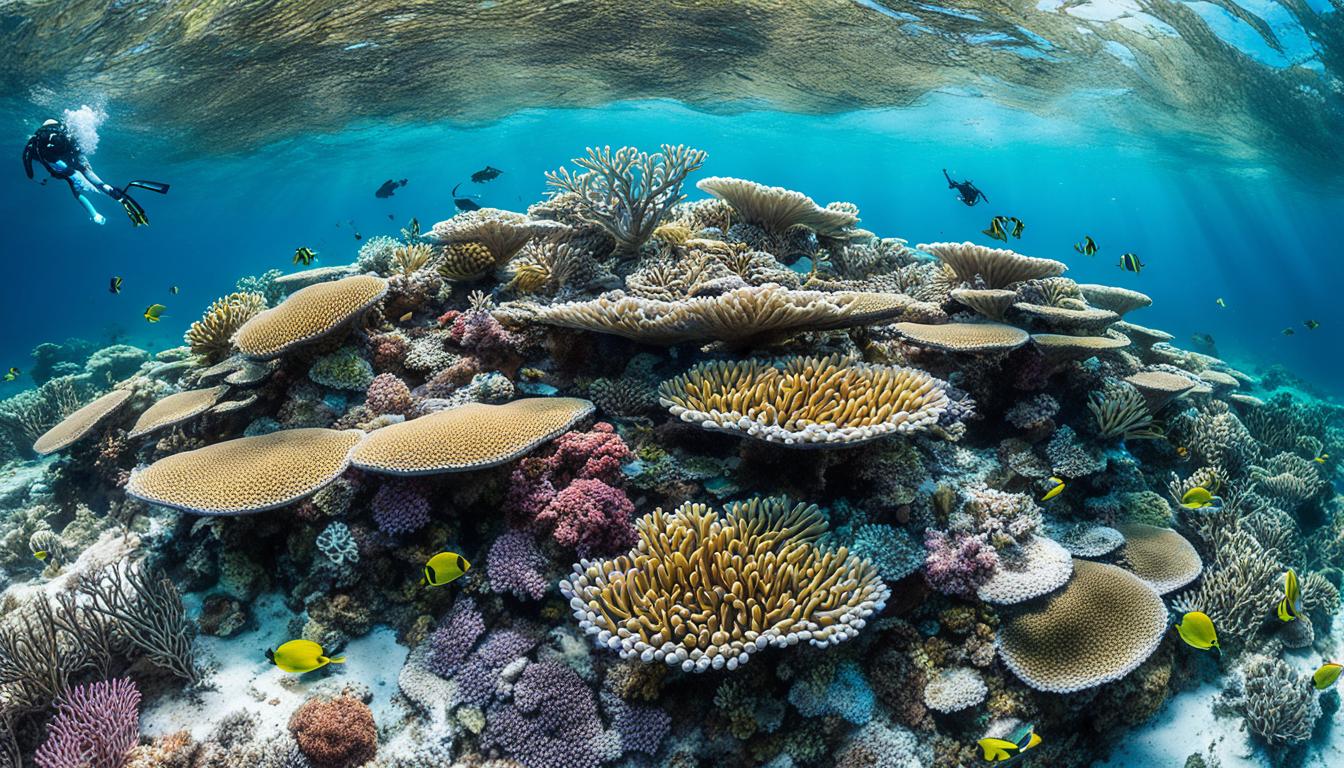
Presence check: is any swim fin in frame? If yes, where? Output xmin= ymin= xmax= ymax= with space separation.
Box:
xmin=121 ymin=192 xmax=149 ymax=226
xmin=124 ymin=180 xmax=170 ymax=195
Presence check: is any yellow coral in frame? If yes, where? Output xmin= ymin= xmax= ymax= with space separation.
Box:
xmin=184 ymin=292 xmax=267 ymax=363
xmin=437 ymin=242 xmax=496 ymax=281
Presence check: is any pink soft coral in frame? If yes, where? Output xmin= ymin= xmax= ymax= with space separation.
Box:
xmin=547 ymin=422 xmax=631 ymax=484
xmin=923 ymin=530 xmax=999 ymax=598
xmin=366 ymin=373 xmax=414 ymax=416
xmin=537 ymin=478 xmax=637 ymax=557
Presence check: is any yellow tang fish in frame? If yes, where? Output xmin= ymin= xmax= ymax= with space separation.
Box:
xmin=1040 ymin=476 xmax=1066 ymax=502
xmin=978 ymin=723 xmax=1041 ymax=763
xmin=1314 ymin=453 xmax=1329 ymax=464
xmin=1175 ymin=611 xmax=1219 ymax=651
xmin=1277 ymin=568 xmax=1302 ymax=622
xmin=265 ymin=639 xmax=345 ymax=674
xmin=4 ymin=367 xmax=19 ymax=382
xmin=293 ymin=247 xmax=317 ymax=266
xmin=423 ymin=551 xmax=471 ymax=587
xmin=1073 ymin=235 xmax=1097 ymax=256
xmin=31 ymin=548 xmax=47 ymax=561
xmin=1118 ymin=252 xmax=1144 ymax=273
xmin=143 ymin=304 xmax=167 ymax=323
xmin=1313 ymin=662 xmax=1343 ymax=691
xmin=1179 ymin=486 xmax=1218 ymax=510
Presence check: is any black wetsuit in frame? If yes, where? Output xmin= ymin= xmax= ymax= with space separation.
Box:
xmin=23 ymin=121 xmax=123 ymax=221
xmin=943 ymin=169 xmax=988 ymax=207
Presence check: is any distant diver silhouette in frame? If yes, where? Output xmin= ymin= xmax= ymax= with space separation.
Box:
xmin=943 ymin=168 xmax=988 ymax=207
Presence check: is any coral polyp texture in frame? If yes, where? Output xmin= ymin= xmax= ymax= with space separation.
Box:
xmin=1114 ymin=523 xmax=1203 ymax=594
xmin=233 ymin=274 xmax=388 ymax=359
xmin=560 ymin=497 xmax=889 ymax=673
xmin=1031 ymin=332 xmax=1130 ymax=362
xmin=1075 ymin=283 xmax=1153 ymax=316
xmin=531 ymin=284 xmax=914 ymax=344
xmin=918 ymin=241 xmax=1066 ymax=288
xmin=126 ymin=428 xmax=364 ymax=514
xmin=127 ymin=385 xmax=228 ymax=439
xmin=657 ymin=355 xmax=949 ymax=446
xmin=892 ymin=321 xmax=1030 ymax=353
xmin=32 ymin=388 xmax=133 ymax=455
xmin=997 ymin=560 xmax=1168 ymax=693
xmin=350 ymin=397 xmax=595 ymax=475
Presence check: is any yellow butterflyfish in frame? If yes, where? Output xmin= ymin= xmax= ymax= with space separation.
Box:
xmin=1175 ymin=611 xmax=1219 ymax=651
xmin=1041 ymin=476 xmax=1066 ymax=502
xmin=1276 ymin=568 xmax=1302 ymax=622
xmin=978 ymin=723 xmax=1041 ymax=763
xmin=265 ymin=639 xmax=345 ymax=674
xmin=1179 ymin=486 xmax=1218 ymax=510
xmin=423 ymin=551 xmax=471 ymax=587
xmin=1313 ymin=662 xmax=1342 ymax=690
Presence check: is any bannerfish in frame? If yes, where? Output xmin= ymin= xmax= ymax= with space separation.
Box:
xmin=1176 ymin=445 xmax=1189 ymax=458
xmin=1315 ymin=453 xmax=1329 ymax=464
xmin=1216 ymin=298 xmax=1226 ymax=308
xmin=978 ymin=723 xmax=1041 ymax=763
xmin=1277 ymin=568 xmax=1302 ymax=622
xmin=4 ymin=367 xmax=18 ymax=382
xmin=1118 ymin=253 xmax=1144 ymax=273
xmin=1305 ymin=319 xmax=1320 ymax=330
xmin=982 ymin=216 xmax=1008 ymax=242
xmin=1007 ymin=216 xmax=1025 ymax=239
xmin=1073 ymin=235 xmax=1098 ymax=256
xmin=143 ymin=304 xmax=167 ymax=323
xmin=294 ymin=247 xmax=317 ymax=266
xmin=169 ymin=285 xmax=179 ymax=295
xmin=1313 ymin=662 xmax=1343 ymax=691
xmin=1040 ymin=476 xmax=1066 ymax=501
xmin=265 ymin=639 xmax=345 ymax=674
xmin=1179 ymin=486 xmax=1219 ymax=509
xmin=452 ymin=183 xmax=482 ymax=213
xmin=471 ymin=165 xmax=503 ymax=183
xmin=423 ymin=551 xmax=471 ymax=587
xmin=1283 ymin=327 xmax=1296 ymax=336
xmin=1175 ymin=611 xmax=1219 ymax=651
xmin=354 ymin=232 xmax=363 ymax=241
xmin=109 ymin=276 xmax=122 ymax=294
xmin=375 ymin=178 xmax=407 ymax=199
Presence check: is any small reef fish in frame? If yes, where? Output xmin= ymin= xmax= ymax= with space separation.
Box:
xmin=375 ymin=178 xmax=407 ymax=198
xmin=1007 ymin=216 xmax=1025 ymax=238
xmin=1175 ymin=611 xmax=1219 ymax=651
xmin=1040 ymin=476 xmax=1066 ymax=501
xmin=30 ymin=542 xmax=47 ymax=560
xmin=1304 ymin=319 xmax=1320 ymax=330
xmin=143 ymin=304 xmax=167 ymax=323
xmin=407 ymin=217 xmax=420 ymax=238
xmin=978 ymin=723 xmax=1041 ymax=763
xmin=398 ymin=311 xmax=414 ymax=323
xmin=1175 ymin=445 xmax=1188 ymax=458
xmin=4 ymin=367 xmax=18 ymax=382
xmin=1314 ymin=453 xmax=1329 ymax=464
xmin=1073 ymin=235 xmax=1098 ymax=256
xmin=293 ymin=247 xmax=317 ymax=266
xmin=1118 ymin=253 xmax=1144 ymax=273
xmin=109 ymin=276 xmax=122 ymax=294
xmin=1282 ymin=328 xmax=1296 ymax=336
xmin=354 ymin=232 xmax=363 ymax=241
xmin=1313 ymin=662 xmax=1343 ymax=691
xmin=1179 ymin=486 xmax=1219 ymax=509
xmin=170 ymin=285 xmax=179 ymax=295
xmin=471 ymin=165 xmax=503 ymax=183
xmin=423 ymin=551 xmax=471 ymax=587
xmin=982 ymin=216 xmax=1009 ymax=242
xmin=1216 ymin=298 xmax=1226 ymax=308
xmin=265 ymin=639 xmax=345 ymax=674
xmin=1277 ymin=568 xmax=1302 ymax=622
xmin=451 ymin=183 xmax=482 ymax=212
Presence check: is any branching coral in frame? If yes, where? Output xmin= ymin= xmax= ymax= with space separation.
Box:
xmin=80 ymin=561 xmax=199 ymax=684
xmin=546 ymin=144 xmax=706 ymax=254
xmin=184 ymin=292 xmax=267 ymax=363
xmin=658 ymin=354 xmax=950 ymax=447
xmin=561 ymin=497 xmax=888 ymax=672
xmin=33 ymin=678 xmax=140 ymax=768
xmin=1170 ymin=524 xmax=1279 ymax=649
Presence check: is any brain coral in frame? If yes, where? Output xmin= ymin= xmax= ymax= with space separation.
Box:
xmin=127 ymin=385 xmax=228 ymax=439
xmin=289 ymin=694 xmax=377 ymax=768
xmin=997 ymin=559 xmax=1168 ymax=693
xmin=918 ymin=242 xmax=1066 ymax=289
xmin=351 ymin=397 xmax=595 ymax=475
xmin=922 ymin=667 xmax=988 ymax=713
xmin=233 ymin=275 xmax=387 ymax=359
xmin=33 ymin=388 xmax=134 ymax=455
xmin=1114 ymin=523 xmax=1203 ymax=594
xmin=532 ymin=284 xmax=913 ymax=345
xmin=657 ymin=354 xmax=949 ymax=447
xmin=125 ymin=428 xmax=364 ymax=515
xmin=560 ymin=497 xmax=889 ymax=673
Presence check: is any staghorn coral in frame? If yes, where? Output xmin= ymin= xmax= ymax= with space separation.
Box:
xmin=1250 ymin=451 xmax=1326 ymax=510
xmin=546 ymin=144 xmax=706 ymax=254
xmin=561 ymin=497 xmax=888 ymax=672
xmin=658 ymin=355 xmax=950 ymax=447
xmin=33 ymin=678 xmax=140 ymax=768
xmin=184 ymin=292 xmax=268 ymax=363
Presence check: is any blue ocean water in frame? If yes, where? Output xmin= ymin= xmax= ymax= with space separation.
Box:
xmin=2 ymin=97 xmax=1341 ymax=396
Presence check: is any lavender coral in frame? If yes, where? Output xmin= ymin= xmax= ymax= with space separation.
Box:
xmin=487 ymin=529 xmax=551 ymax=600
xmin=370 ymin=479 xmax=431 ymax=535
xmin=481 ymin=661 xmax=608 ymax=768
xmin=34 ymin=678 xmax=141 ymax=768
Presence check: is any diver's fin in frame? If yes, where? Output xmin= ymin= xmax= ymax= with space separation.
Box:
xmin=124 ymin=180 xmax=170 ymax=195
xmin=121 ymin=193 xmax=149 ymax=226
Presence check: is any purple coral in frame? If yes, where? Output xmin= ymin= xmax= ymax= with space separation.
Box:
xmin=426 ymin=597 xmax=486 ymax=678
xmin=454 ymin=629 xmax=540 ymax=706
xmin=601 ymin=691 xmax=670 ymax=757
xmin=537 ymin=478 xmax=637 ymax=557
xmin=923 ymin=530 xmax=999 ymax=598
xmin=482 ymin=662 xmax=605 ymax=768
xmin=365 ymin=373 xmax=413 ymax=416
xmin=35 ymin=678 xmax=141 ymax=768
xmin=371 ymin=479 xmax=431 ymax=535
xmin=449 ymin=308 xmax=519 ymax=363
xmin=487 ymin=529 xmax=551 ymax=600
xmin=547 ymin=422 xmax=631 ymax=484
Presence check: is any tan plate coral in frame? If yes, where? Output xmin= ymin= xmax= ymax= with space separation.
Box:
xmin=127 ymin=385 xmax=228 ymax=439
xmin=233 ymin=275 xmax=388 ymax=359
xmin=32 ymin=388 xmax=134 ymax=455
xmin=350 ymin=397 xmax=595 ymax=475
xmin=695 ymin=177 xmax=857 ymax=236
xmin=125 ymin=428 xmax=365 ymax=515
xmin=892 ymin=321 xmax=1030 ymax=353
xmin=1113 ymin=523 xmax=1203 ymax=594
xmin=657 ymin=355 xmax=949 ymax=447
xmin=560 ymin=497 xmax=889 ymax=673
xmin=919 ymin=242 xmax=1066 ymax=289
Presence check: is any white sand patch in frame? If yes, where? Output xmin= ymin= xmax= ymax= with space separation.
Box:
xmin=141 ymin=592 xmax=410 ymax=741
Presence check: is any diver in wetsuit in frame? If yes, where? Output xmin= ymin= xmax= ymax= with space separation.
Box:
xmin=943 ymin=169 xmax=988 ymax=207
xmin=22 ymin=119 xmax=168 ymax=226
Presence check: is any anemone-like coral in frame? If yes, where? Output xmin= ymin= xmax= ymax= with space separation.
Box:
xmin=561 ymin=497 xmax=888 ymax=673
xmin=1234 ymin=655 xmax=1320 ymax=746
xmin=658 ymin=355 xmax=949 ymax=447
xmin=184 ymin=292 xmax=268 ymax=363
xmin=33 ymin=678 xmax=140 ymax=768
xmin=1088 ymin=380 xmax=1163 ymax=440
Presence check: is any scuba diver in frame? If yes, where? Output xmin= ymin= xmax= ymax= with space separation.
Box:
xmin=943 ymin=168 xmax=988 ymax=207
xmin=22 ymin=119 xmax=168 ymax=226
